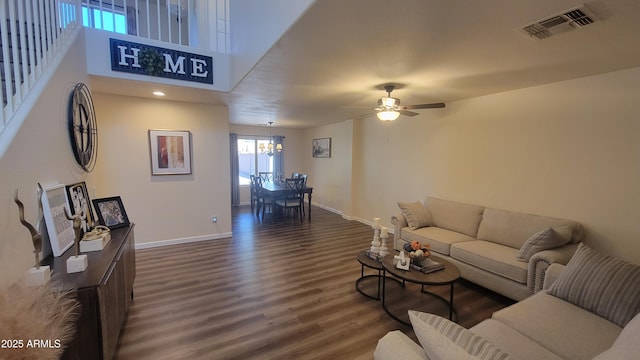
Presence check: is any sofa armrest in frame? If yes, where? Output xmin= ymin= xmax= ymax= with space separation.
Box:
xmin=542 ymin=263 xmax=566 ymax=291
xmin=374 ymin=330 xmax=429 ymax=360
xmin=527 ymin=243 xmax=579 ymax=294
xmin=391 ymin=214 xmax=407 ymax=243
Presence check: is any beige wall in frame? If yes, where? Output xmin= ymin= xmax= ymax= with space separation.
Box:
xmin=300 ymin=121 xmax=354 ymax=214
xmin=88 ymin=93 xmax=232 ymax=247
xmin=0 ymin=36 xmax=90 ymax=288
xmin=309 ymin=67 xmax=640 ymax=264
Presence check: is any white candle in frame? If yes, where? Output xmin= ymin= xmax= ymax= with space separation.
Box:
xmin=380 ymin=226 xmax=388 ymax=237
xmin=373 ymin=217 xmax=381 ymax=228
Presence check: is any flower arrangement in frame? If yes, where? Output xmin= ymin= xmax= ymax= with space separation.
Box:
xmin=404 ymin=240 xmax=431 ymax=263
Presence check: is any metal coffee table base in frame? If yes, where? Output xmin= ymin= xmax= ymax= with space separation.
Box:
xmin=382 ymin=275 xmax=457 ymax=326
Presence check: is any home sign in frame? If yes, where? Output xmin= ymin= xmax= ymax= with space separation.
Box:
xmin=109 ymin=38 xmax=214 ymax=84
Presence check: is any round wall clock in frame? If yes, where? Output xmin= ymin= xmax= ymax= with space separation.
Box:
xmin=69 ymin=83 xmax=98 ymax=172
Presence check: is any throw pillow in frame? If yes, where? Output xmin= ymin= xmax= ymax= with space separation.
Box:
xmin=548 ymin=243 xmax=640 ymax=327
xmin=409 ymin=311 xmax=513 ymax=360
xmin=592 ymin=312 xmax=640 ymax=359
xmin=516 ymin=226 xmax=573 ymax=262
xmin=398 ymin=201 xmax=433 ymax=230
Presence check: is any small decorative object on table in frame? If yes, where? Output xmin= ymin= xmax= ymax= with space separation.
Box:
xmin=370 ymin=217 xmax=382 ymax=255
xmin=14 ymin=184 xmax=51 ymax=286
xmin=64 ymin=208 xmax=88 ymax=274
xmin=365 ymin=250 xmax=384 ymax=262
xmin=394 ymin=251 xmax=411 ymax=270
xmin=379 ymin=226 xmax=390 ymax=256
xmin=405 ymin=241 xmax=443 ymax=273
xmin=410 ymin=257 xmax=445 ymax=274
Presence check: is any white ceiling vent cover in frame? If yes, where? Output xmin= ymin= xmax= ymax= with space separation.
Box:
xmin=521 ymin=4 xmax=597 ymax=40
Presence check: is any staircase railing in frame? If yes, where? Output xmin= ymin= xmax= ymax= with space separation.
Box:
xmin=0 ymin=0 xmax=228 ymax=159
xmin=0 ymin=0 xmax=81 ymax=158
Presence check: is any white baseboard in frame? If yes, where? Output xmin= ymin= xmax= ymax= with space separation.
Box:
xmin=135 ymin=232 xmax=232 ymax=250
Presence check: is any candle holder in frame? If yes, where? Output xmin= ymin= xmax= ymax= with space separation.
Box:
xmin=370 ymin=226 xmax=381 ymax=255
xmin=379 ymin=231 xmax=389 ymax=257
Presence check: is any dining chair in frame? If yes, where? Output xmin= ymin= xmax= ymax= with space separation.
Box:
xmin=249 ymin=175 xmax=259 ymax=212
xmin=275 ymin=177 xmax=305 ymax=224
xmin=255 ymin=176 xmax=275 ymax=221
xmin=298 ymin=174 xmax=308 ymax=188
xmin=259 ymin=172 xmax=274 ymax=183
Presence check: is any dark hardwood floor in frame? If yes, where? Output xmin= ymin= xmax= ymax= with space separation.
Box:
xmin=115 ymin=206 xmax=514 ymax=360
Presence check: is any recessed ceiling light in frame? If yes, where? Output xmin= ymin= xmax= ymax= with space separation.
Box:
xmin=153 ymin=91 xmax=165 ymax=96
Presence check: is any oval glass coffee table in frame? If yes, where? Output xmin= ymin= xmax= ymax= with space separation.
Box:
xmin=381 ymin=254 xmax=460 ymax=325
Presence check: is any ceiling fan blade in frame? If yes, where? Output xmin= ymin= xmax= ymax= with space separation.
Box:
xmin=403 ymin=103 xmax=446 ymax=110
xmin=355 ymin=111 xmax=376 ymax=120
xmin=400 ymin=110 xmax=419 ymax=117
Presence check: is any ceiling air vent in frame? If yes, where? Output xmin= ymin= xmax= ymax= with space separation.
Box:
xmin=521 ymin=4 xmax=597 ymax=40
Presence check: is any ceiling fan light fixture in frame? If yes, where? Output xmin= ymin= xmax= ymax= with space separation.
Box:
xmin=379 ymin=97 xmax=399 ymax=108
xmin=377 ymin=110 xmax=400 ymax=121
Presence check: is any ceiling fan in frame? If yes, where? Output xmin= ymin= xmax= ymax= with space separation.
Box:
xmin=364 ymin=84 xmax=445 ymax=121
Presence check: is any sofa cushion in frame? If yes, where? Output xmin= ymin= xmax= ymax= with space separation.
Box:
xmin=492 ymin=291 xmax=621 ymax=360
xmin=548 ymin=243 xmax=640 ymax=327
xmin=471 ymin=319 xmax=563 ymax=360
xmin=476 ymin=208 xmax=583 ymax=249
xmin=409 ymin=311 xmax=512 ymax=360
xmin=450 ymin=240 xmax=528 ymax=284
xmin=593 ymin=312 xmax=640 ymax=360
xmin=516 ymin=226 xmax=572 ymax=262
xmin=398 ymin=201 xmax=433 ymax=230
xmin=425 ymin=197 xmax=484 ymax=237
xmin=401 ymin=226 xmax=476 ymax=256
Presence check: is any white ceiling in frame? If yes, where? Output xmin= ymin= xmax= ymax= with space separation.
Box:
xmin=91 ymin=0 xmax=640 ymax=129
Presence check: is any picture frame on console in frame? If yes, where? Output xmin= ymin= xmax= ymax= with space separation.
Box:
xmin=65 ymin=181 xmax=95 ymax=232
xmin=312 ymin=137 xmax=331 ymax=158
xmin=93 ymin=196 xmax=130 ymax=230
xmin=148 ymin=129 xmax=192 ymax=175
xmin=41 ymin=184 xmax=75 ymax=257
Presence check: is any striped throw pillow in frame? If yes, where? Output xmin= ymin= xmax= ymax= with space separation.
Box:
xmin=398 ymin=201 xmax=433 ymax=230
xmin=548 ymin=243 xmax=640 ymax=327
xmin=516 ymin=226 xmax=573 ymax=262
xmin=409 ymin=311 xmax=513 ymax=360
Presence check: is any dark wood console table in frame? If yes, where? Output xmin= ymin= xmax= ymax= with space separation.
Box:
xmin=42 ymin=224 xmax=136 ymax=360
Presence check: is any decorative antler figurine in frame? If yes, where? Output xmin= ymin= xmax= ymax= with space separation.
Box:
xmin=14 ymin=184 xmax=44 ymax=267
xmin=64 ymin=208 xmax=83 ymax=257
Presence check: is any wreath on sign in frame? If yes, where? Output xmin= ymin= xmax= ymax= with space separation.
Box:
xmin=139 ymin=49 xmax=164 ymax=76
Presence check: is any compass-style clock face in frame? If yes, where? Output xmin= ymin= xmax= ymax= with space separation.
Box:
xmin=69 ymin=83 xmax=97 ymax=172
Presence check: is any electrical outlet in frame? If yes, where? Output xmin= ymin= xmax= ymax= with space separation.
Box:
xmin=211 ymin=216 xmax=217 ymax=223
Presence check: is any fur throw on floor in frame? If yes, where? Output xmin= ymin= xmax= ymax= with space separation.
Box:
xmin=0 ymin=280 xmax=79 ymax=360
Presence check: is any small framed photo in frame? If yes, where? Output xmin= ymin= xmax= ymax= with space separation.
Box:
xmin=149 ymin=129 xmax=192 ymax=175
xmin=41 ymin=184 xmax=75 ymax=257
xmin=92 ymin=196 xmax=130 ymax=229
xmin=312 ymin=138 xmax=331 ymax=158
xmin=65 ymin=181 xmax=95 ymax=233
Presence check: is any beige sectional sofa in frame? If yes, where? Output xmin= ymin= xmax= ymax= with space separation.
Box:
xmin=392 ymin=197 xmax=584 ymax=300
xmin=374 ymin=243 xmax=640 ymax=360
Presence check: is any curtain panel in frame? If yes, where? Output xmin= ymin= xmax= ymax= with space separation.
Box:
xmin=274 ymin=135 xmax=284 ymax=180
xmin=229 ymin=133 xmax=239 ymax=206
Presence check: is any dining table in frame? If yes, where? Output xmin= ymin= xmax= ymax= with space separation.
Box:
xmin=260 ymin=181 xmax=314 ymax=220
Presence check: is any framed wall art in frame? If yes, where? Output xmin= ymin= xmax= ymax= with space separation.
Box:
xmin=312 ymin=138 xmax=331 ymax=158
xmin=92 ymin=196 xmax=130 ymax=229
xmin=41 ymin=184 xmax=75 ymax=257
xmin=148 ymin=129 xmax=192 ymax=175
xmin=65 ymin=181 xmax=95 ymax=232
